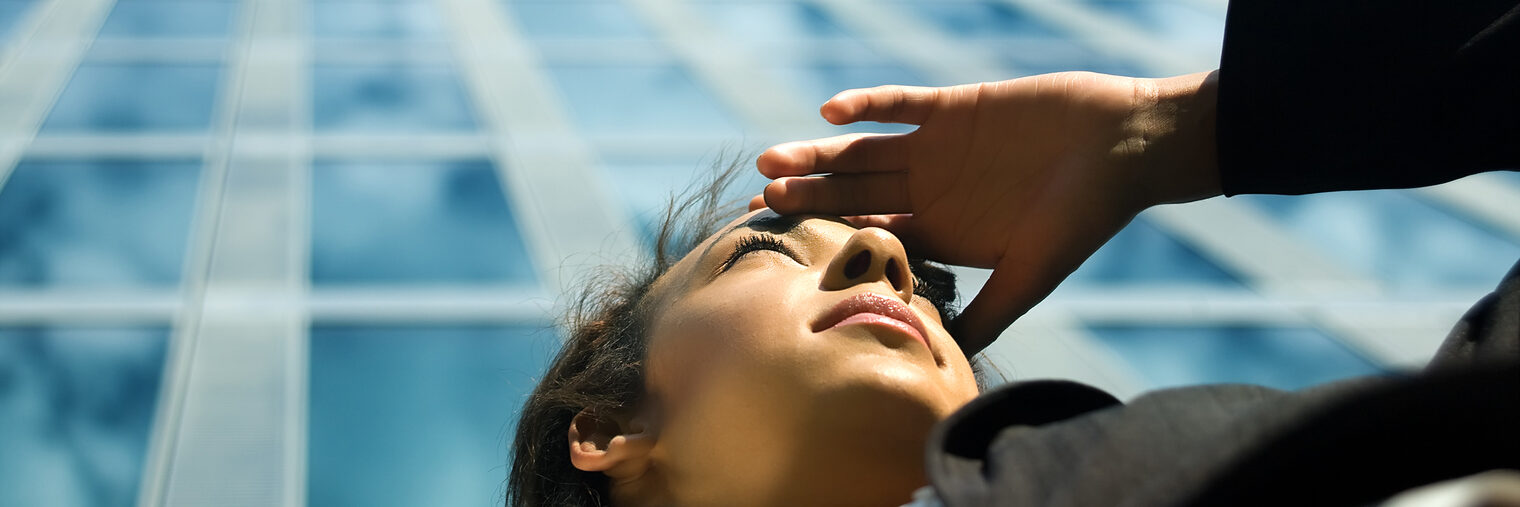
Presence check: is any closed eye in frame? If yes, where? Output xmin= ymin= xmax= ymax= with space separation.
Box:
xmin=720 ymin=234 xmax=799 ymax=272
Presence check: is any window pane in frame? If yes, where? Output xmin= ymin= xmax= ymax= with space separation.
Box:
xmin=771 ymin=64 xmax=923 ymax=134
xmin=0 ymin=159 xmax=201 ymax=288
xmin=1065 ymin=218 xmax=1244 ymax=287
xmin=97 ymin=1 xmax=236 ymax=39
xmin=307 ymin=325 xmax=553 ymax=507
xmin=41 ymin=64 xmax=221 ymax=132
xmin=698 ymin=1 xmax=871 ymax=58
xmin=897 ymin=0 xmax=1064 ymax=39
xmin=1087 ymin=326 xmax=1384 ymax=391
xmin=311 ymin=1 xmax=445 ymax=40
xmin=1242 ymin=190 xmax=1520 ymax=288
xmin=600 ymin=161 xmax=769 ymax=250
xmin=546 ymin=65 xmax=740 ymax=137
xmin=0 ymin=0 xmax=35 ymax=40
xmin=1078 ymin=0 xmax=1223 ymax=47
xmin=0 ymin=326 xmax=169 ymax=507
xmin=312 ymin=64 xmax=477 ymax=132
xmin=704 ymin=1 xmax=849 ymax=39
xmin=994 ymin=39 xmax=1146 ymax=77
xmin=508 ymin=1 xmax=652 ymax=39
xmin=310 ymin=160 xmax=537 ymax=285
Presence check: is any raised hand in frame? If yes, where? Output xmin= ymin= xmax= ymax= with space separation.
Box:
xmin=753 ymin=71 xmax=1222 ymax=354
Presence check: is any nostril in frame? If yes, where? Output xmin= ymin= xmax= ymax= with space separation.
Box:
xmin=843 ymin=250 xmax=872 ymax=279
xmin=885 ymin=258 xmax=902 ymax=289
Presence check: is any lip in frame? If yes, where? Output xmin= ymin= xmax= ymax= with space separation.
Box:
xmin=814 ymin=292 xmax=932 ymax=353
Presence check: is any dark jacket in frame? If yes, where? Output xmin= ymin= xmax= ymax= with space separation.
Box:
xmin=925 ymin=1 xmax=1520 ymax=505
xmin=926 ymin=260 xmax=1518 ymax=506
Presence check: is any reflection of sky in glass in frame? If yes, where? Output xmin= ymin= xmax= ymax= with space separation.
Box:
xmin=41 ymin=64 xmax=221 ymax=132
xmin=508 ymin=0 xmax=652 ymax=39
xmin=307 ymin=326 xmax=554 ymax=507
xmin=600 ymin=162 xmax=766 ymax=250
xmin=899 ymin=0 xmax=1064 ymax=39
xmin=998 ymin=41 xmax=1146 ymax=77
xmin=1066 ymin=217 xmax=1244 ymax=287
xmin=772 ymin=65 xmax=923 ymax=134
xmin=895 ymin=1 xmax=1143 ymax=77
xmin=1080 ymin=0 xmax=1223 ymax=47
xmin=0 ymin=160 xmax=201 ymax=288
xmin=546 ymin=65 xmax=741 ymax=136
xmin=313 ymin=65 xmax=477 ymax=132
xmin=1088 ymin=326 xmax=1384 ymax=390
xmin=1 ymin=0 xmax=36 ymax=40
xmin=1241 ymin=191 xmax=1520 ymax=288
xmin=311 ymin=1 xmax=444 ymax=40
xmin=97 ymin=1 xmax=235 ymax=39
xmin=310 ymin=160 xmax=537 ymax=286
xmin=0 ymin=327 xmax=167 ymax=507
xmin=702 ymin=2 xmax=848 ymax=38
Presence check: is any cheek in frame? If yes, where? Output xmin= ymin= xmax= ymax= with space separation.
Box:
xmin=647 ymin=279 xmax=816 ymax=399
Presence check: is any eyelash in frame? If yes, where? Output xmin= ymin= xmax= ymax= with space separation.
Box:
xmin=722 ymin=235 xmax=931 ymax=293
xmin=721 ymin=234 xmax=799 ymax=271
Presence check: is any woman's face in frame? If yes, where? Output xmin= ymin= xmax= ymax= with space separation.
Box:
xmin=617 ymin=210 xmax=980 ymax=506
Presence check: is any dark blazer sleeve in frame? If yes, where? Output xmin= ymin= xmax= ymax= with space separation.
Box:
xmin=1216 ymin=0 xmax=1520 ymax=195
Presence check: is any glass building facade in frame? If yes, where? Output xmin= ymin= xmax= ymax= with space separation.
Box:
xmin=0 ymin=0 xmax=1515 ymax=505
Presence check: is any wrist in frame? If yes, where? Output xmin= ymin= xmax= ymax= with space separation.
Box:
xmin=1129 ymin=71 xmax=1222 ymax=207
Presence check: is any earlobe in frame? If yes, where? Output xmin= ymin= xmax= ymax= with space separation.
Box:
xmin=567 ymin=408 xmax=656 ymax=479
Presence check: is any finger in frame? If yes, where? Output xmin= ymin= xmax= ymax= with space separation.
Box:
xmin=757 ymin=133 xmax=908 ymax=179
xmin=822 ymin=85 xmax=942 ymax=126
xmin=764 ymin=173 xmax=911 ymax=216
xmin=951 ymin=258 xmax=1063 ymax=355
xmin=747 ymin=194 xmax=767 ymax=211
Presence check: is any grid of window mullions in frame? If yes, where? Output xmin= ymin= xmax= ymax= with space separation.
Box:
xmin=1 ymin=0 xmax=1518 ymax=506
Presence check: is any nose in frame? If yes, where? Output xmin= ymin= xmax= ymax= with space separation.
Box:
xmin=821 ymin=227 xmax=914 ymax=302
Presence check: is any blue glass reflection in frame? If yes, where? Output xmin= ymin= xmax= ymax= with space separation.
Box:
xmin=1498 ymin=170 xmax=1520 ymax=186
xmin=310 ymin=160 xmax=537 ymax=285
xmin=698 ymin=2 xmax=880 ymax=69
xmin=1079 ymin=0 xmax=1223 ymax=46
xmin=312 ymin=65 xmax=477 ymax=132
xmin=997 ymin=42 xmax=1147 ymax=77
xmin=1242 ymin=190 xmax=1520 ymax=288
xmin=0 ymin=160 xmax=201 ymax=288
xmin=307 ymin=325 xmax=554 ymax=507
xmin=1066 ymin=217 xmax=1243 ymax=286
xmin=311 ymin=1 xmax=444 ymax=39
xmin=41 ymin=64 xmax=220 ymax=132
xmin=0 ymin=327 xmax=168 ymax=507
xmin=1088 ymin=326 xmax=1384 ymax=390
xmin=97 ymin=1 xmax=235 ymax=39
xmin=0 ymin=0 xmax=35 ymax=40
xmin=773 ymin=65 xmax=924 ymax=134
xmin=508 ymin=1 xmax=651 ymax=39
xmin=700 ymin=2 xmax=852 ymax=40
xmin=546 ymin=66 xmax=741 ymax=136
xmin=900 ymin=0 xmax=1063 ymax=39
xmin=599 ymin=162 xmax=767 ymax=250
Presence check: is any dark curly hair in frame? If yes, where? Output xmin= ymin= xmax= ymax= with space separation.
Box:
xmin=506 ymin=159 xmax=981 ymax=507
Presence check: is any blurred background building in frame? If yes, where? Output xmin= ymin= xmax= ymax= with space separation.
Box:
xmin=0 ymin=0 xmax=1516 ymax=505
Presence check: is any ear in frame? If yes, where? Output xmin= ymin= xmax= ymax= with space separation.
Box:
xmin=568 ymin=408 xmax=656 ymax=480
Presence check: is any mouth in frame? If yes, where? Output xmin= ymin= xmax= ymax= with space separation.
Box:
xmin=814 ymin=292 xmax=932 ymax=353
